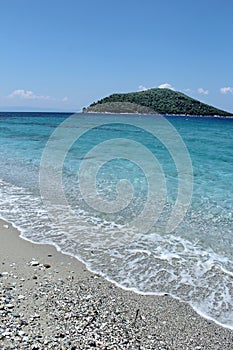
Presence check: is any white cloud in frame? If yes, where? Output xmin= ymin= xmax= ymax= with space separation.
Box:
xmin=138 ymin=85 xmax=148 ymax=91
xmin=220 ymin=86 xmax=233 ymax=94
xmin=8 ymin=89 xmax=53 ymax=100
xmin=158 ymin=83 xmax=175 ymax=90
xmin=62 ymin=96 xmax=68 ymax=102
xmin=183 ymin=88 xmax=193 ymax=93
xmin=197 ymin=88 xmax=209 ymax=95
xmin=138 ymin=83 xmax=175 ymax=91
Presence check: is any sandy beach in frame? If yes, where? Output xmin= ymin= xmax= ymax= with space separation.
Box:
xmin=0 ymin=219 xmax=233 ymax=350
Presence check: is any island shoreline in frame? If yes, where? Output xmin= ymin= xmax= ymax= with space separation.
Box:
xmin=82 ymin=111 xmax=233 ymax=119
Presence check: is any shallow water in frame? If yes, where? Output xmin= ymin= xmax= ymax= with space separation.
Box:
xmin=0 ymin=112 xmax=232 ymax=328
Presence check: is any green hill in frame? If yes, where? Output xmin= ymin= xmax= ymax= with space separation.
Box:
xmin=83 ymin=88 xmax=233 ymax=116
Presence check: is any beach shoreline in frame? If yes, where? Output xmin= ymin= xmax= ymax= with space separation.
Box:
xmin=1 ymin=218 xmax=233 ymax=349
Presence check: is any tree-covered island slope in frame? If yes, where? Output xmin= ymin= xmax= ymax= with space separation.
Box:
xmin=83 ymin=88 xmax=233 ymax=116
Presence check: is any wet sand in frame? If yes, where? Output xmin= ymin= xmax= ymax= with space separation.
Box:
xmin=0 ymin=219 xmax=233 ymax=349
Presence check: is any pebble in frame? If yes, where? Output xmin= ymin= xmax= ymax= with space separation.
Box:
xmin=0 ymin=256 xmax=232 ymax=350
xmin=43 ymin=263 xmax=51 ymax=269
xmin=30 ymin=261 xmax=40 ymax=266
xmin=86 ymin=294 xmax=93 ymax=300
xmin=31 ymin=344 xmax=39 ymax=349
xmin=18 ymin=294 xmax=25 ymax=300
xmin=2 ymin=331 xmax=11 ymax=337
xmin=18 ymin=331 xmax=25 ymax=337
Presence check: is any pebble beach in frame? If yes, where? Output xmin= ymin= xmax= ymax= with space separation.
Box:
xmin=1 ymin=219 xmax=233 ymax=350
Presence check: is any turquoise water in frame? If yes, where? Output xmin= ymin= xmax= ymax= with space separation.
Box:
xmin=0 ymin=112 xmax=233 ymax=328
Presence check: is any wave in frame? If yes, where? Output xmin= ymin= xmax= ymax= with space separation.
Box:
xmin=1 ymin=178 xmax=233 ymax=329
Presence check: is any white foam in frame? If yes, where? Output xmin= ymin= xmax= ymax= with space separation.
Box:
xmin=1 ymin=177 xmax=233 ymax=329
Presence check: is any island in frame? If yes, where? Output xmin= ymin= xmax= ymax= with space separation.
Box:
xmin=83 ymin=88 xmax=233 ymax=116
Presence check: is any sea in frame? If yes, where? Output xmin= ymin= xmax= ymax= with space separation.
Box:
xmin=0 ymin=112 xmax=232 ymax=329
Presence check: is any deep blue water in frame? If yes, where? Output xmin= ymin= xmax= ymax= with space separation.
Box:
xmin=0 ymin=112 xmax=233 ymax=328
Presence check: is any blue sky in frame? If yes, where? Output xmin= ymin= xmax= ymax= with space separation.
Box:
xmin=0 ymin=0 xmax=232 ymax=112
